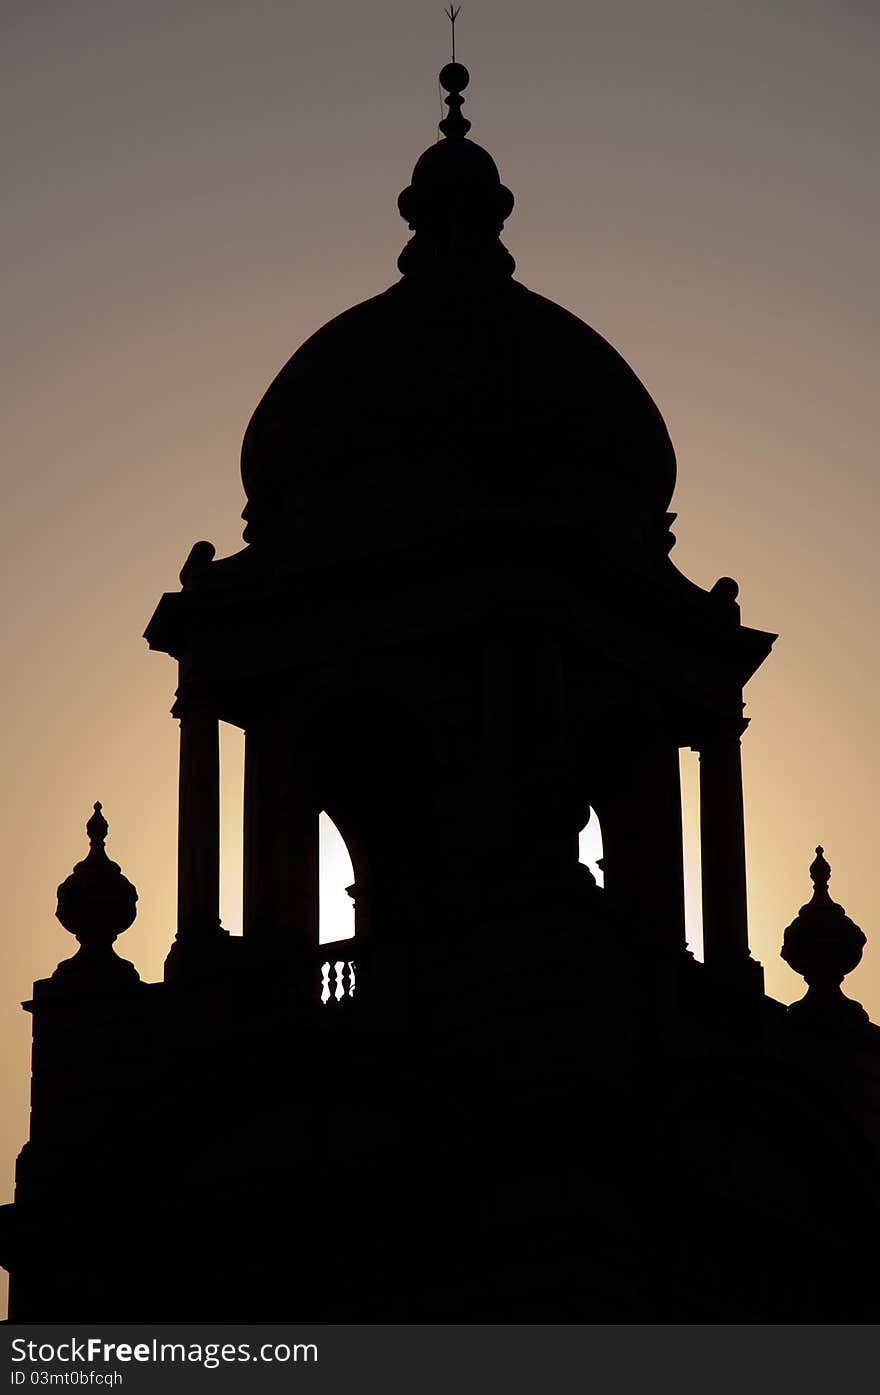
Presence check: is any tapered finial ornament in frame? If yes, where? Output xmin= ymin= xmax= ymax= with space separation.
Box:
xmin=439 ymin=61 xmax=471 ymax=140
xmin=53 ymin=803 xmax=140 ymax=987
xmin=781 ymin=846 xmax=867 ymax=1029
xmin=439 ymin=5 xmax=469 ymax=138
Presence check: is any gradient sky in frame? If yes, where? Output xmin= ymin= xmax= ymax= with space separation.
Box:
xmin=2 ymin=0 xmax=878 ymax=1314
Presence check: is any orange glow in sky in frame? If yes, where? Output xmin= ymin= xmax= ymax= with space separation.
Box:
xmin=2 ymin=1 xmax=878 ymax=1316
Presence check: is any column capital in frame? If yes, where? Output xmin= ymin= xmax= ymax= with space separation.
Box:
xmin=171 ymin=689 xmax=217 ymax=721
xmin=692 ymin=716 xmax=749 ymax=750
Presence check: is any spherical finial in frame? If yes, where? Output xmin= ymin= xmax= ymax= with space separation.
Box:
xmin=440 ymin=62 xmax=469 ymax=94
xmin=179 ymin=539 xmax=216 ymax=590
xmin=438 ymin=70 xmax=472 ymax=141
xmin=711 ymin=576 xmax=740 ymax=605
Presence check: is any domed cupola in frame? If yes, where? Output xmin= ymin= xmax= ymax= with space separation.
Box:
xmin=240 ymin=61 xmax=677 ymax=570
xmin=395 ymin=61 xmax=516 ymax=280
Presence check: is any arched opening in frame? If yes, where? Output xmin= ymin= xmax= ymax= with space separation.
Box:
xmin=578 ymin=806 xmax=604 ymax=888
xmin=220 ymin=721 xmax=245 ymax=936
xmin=319 ymin=810 xmax=356 ymax=944
xmin=679 ymin=749 xmax=703 ymax=961
xmin=319 ymin=810 xmax=356 ymax=1005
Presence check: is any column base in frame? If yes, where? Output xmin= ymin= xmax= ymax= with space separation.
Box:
xmin=164 ymin=924 xmax=241 ymax=983
xmin=704 ymin=953 xmax=765 ymax=997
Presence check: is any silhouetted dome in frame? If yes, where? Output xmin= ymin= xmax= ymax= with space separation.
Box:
xmin=240 ymin=67 xmax=677 ymax=567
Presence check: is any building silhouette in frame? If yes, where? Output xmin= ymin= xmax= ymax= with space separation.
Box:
xmin=2 ymin=61 xmax=879 ymax=1322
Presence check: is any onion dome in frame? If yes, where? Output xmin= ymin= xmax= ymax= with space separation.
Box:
xmin=240 ymin=64 xmax=677 ymax=570
xmin=781 ymin=847 xmax=868 ymax=1029
xmin=53 ymin=803 xmax=140 ymax=988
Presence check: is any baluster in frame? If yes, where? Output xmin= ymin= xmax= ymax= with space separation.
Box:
xmin=319 ymin=954 xmax=357 ymax=1003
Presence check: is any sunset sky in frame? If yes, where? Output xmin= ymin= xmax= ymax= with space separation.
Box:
xmin=2 ymin=0 xmax=878 ymax=1314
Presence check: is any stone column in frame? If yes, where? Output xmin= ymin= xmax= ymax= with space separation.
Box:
xmin=479 ymin=635 xmax=515 ymax=858
xmin=529 ymin=629 xmax=577 ymax=871
xmin=480 ymin=626 xmax=575 ymax=877
xmin=165 ymin=702 xmax=227 ymax=979
xmin=177 ymin=705 xmax=220 ymax=935
xmin=243 ymin=716 xmax=318 ymax=962
xmin=599 ymin=737 xmax=687 ymax=953
xmin=698 ymin=733 xmax=761 ymax=989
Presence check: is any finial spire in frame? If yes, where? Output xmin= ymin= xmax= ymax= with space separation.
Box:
xmin=439 ymin=60 xmax=471 ymax=140
xmin=446 ymin=5 xmax=461 ymax=63
xmin=87 ymin=800 xmax=108 ymax=850
xmin=439 ymin=9 xmax=470 ymax=140
xmin=810 ymin=844 xmax=831 ymax=892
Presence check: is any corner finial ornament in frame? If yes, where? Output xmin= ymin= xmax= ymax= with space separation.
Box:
xmin=781 ymin=845 xmax=867 ymax=1031
xmin=53 ymin=803 xmax=140 ymax=989
xmin=179 ymin=540 xmax=216 ymax=590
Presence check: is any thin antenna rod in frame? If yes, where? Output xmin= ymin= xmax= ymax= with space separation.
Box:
xmin=445 ymin=5 xmax=461 ymax=63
